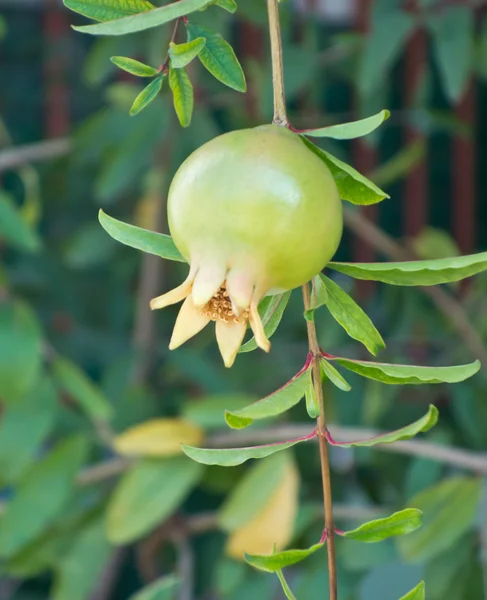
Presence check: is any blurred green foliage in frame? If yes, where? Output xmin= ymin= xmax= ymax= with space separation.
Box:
xmin=1 ymin=0 xmax=487 ymax=599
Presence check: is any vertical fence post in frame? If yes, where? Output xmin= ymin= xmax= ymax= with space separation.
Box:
xmin=453 ymin=80 xmax=477 ymax=255
xmin=352 ymin=0 xmax=377 ymax=298
xmin=404 ymin=1 xmax=428 ymax=239
xmin=44 ymin=0 xmax=70 ymax=138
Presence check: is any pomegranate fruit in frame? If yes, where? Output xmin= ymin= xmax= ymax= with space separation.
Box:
xmin=151 ymin=124 xmax=343 ymax=367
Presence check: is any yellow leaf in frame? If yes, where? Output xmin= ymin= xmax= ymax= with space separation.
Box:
xmin=226 ymin=455 xmax=299 ymax=560
xmin=114 ymin=418 xmax=204 ymax=458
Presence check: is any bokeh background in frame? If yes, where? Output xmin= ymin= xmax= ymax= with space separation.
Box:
xmin=1 ymin=0 xmax=487 ymax=599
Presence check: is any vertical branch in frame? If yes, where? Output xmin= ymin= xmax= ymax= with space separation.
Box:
xmin=266 ymin=0 xmax=288 ymax=125
xmin=302 ymin=283 xmax=337 ymax=600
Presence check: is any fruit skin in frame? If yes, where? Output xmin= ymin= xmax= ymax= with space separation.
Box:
xmin=168 ymin=124 xmax=343 ymax=295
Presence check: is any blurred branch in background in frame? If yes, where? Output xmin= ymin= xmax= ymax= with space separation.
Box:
xmin=0 ymin=138 xmax=71 ymax=172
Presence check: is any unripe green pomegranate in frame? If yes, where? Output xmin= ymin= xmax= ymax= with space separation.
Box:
xmin=151 ymin=124 xmax=343 ymax=367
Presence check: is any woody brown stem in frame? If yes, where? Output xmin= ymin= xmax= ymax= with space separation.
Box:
xmin=266 ymin=0 xmax=288 ymax=125
xmin=302 ymin=283 xmax=337 ymax=600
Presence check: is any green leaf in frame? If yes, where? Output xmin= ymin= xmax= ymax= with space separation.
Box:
xmin=239 ymin=292 xmax=291 ymax=353
xmin=304 ymin=275 xmax=328 ymax=322
xmin=110 ymin=56 xmax=159 ymax=77
xmin=98 ymin=210 xmax=185 ymax=262
xmin=219 ymin=452 xmax=290 ymax=531
xmin=169 ymin=67 xmax=194 ymax=128
xmin=301 ymin=137 xmax=389 ymax=205
xmin=359 ymin=8 xmax=415 ymax=97
xmin=429 ymin=6 xmax=473 ymax=103
xmin=52 ymin=357 xmax=113 ymax=421
xmin=304 ymin=371 xmax=320 ymax=418
xmin=320 ymin=358 xmax=352 ymax=392
xmin=0 ymin=192 xmax=40 ymax=252
xmin=397 ymin=477 xmax=482 ymax=562
xmin=0 ymin=374 xmax=57 ymax=485
xmin=107 ymin=457 xmax=203 ymax=544
xmin=245 ymin=542 xmax=324 ymax=573
xmin=400 ymin=582 xmax=425 ymax=600
xmin=213 ymin=0 xmax=237 ymax=12
xmin=0 ymin=301 xmax=42 ymax=403
xmin=332 ymin=356 xmax=480 ymax=385
xmin=320 ymin=275 xmax=385 ymax=355
xmin=130 ymin=576 xmax=180 ymax=600
xmin=72 ymin=0 xmax=212 ymax=35
xmin=276 ymin=570 xmax=296 ymax=600
xmin=302 ymin=110 xmax=390 ymax=140
xmin=329 ymin=251 xmax=487 ymax=285
xmin=0 ymin=436 xmax=88 ymax=558
xmin=187 ymin=23 xmax=246 ymax=92
xmin=224 ymin=367 xmax=310 ymax=429
xmin=182 ymin=433 xmax=314 ymax=467
xmin=64 ymin=0 xmax=154 ymax=22
xmin=130 ymin=76 xmax=164 ymax=116
xmin=343 ymin=509 xmax=423 ymax=543
xmin=329 ymin=406 xmax=438 ymax=448
xmin=52 ymin=515 xmax=112 ymax=600
xmin=169 ymin=38 xmax=206 ymax=69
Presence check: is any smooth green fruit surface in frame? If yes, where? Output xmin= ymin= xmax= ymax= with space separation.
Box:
xmin=168 ymin=124 xmax=343 ymax=295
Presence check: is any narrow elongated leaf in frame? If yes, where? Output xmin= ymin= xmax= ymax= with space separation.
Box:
xmin=328 ymin=251 xmax=487 ymax=285
xmin=169 ymin=38 xmax=206 ymax=69
xmin=397 ymin=477 xmax=482 ymax=562
xmin=320 ymin=275 xmax=385 ymax=355
xmin=187 ymin=23 xmax=246 ymax=92
xmin=114 ymin=418 xmax=204 ymax=457
xmin=359 ymin=9 xmax=415 ymax=97
xmin=182 ymin=431 xmax=315 ymax=467
xmin=130 ymin=76 xmax=164 ymax=116
xmin=130 ymin=576 xmax=180 ymax=600
xmin=245 ymin=543 xmax=324 ymax=573
xmin=64 ymin=0 xmax=154 ymax=22
xmin=219 ymin=452 xmax=290 ymax=531
xmin=0 ymin=301 xmax=42 ymax=404
xmin=301 ymin=110 xmax=390 ymax=140
xmin=169 ymin=67 xmax=194 ymax=127
xmin=429 ymin=6 xmax=473 ymax=103
xmin=0 ymin=375 xmax=58 ymax=485
xmin=301 ymin=137 xmax=389 ymax=205
xmin=320 ymin=358 xmax=352 ymax=392
xmin=52 ymin=357 xmax=113 ymax=421
xmin=98 ymin=210 xmax=185 ymax=262
xmin=225 ymin=367 xmax=310 ymax=429
xmin=343 ymin=509 xmax=422 ymax=543
xmin=239 ymin=292 xmax=291 ymax=353
xmin=327 ymin=405 xmax=438 ymax=448
xmin=304 ymin=275 xmax=328 ymax=322
xmin=0 ymin=436 xmax=88 ymax=558
xmin=0 ymin=192 xmax=40 ymax=252
xmin=305 ymin=372 xmax=320 ymax=418
xmin=52 ymin=515 xmax=112 ymax=600
xmin=226 ymin=455 xmax=298 ymax=559
xmin=214 ymin=0 xmax=237 ymax=12
xmin=110 ymin=56 xmax=158 ymax=77
xmin=332 ymin=356 xmax=480 ymax=385
xmin=400 ymin=582 xmax=425 ymax=600
xmin=107 ymin=457 xmax=203 ymax=544
xmin=72 ymin=0 xmax=212 ymax=35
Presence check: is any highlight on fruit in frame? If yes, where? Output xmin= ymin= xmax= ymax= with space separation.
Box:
xmin=150 ymin=124 xmax=344 ymax=367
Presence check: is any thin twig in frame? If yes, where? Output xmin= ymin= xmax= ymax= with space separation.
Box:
xmin=343 ymin=206 xmax=487 ymax=379
xmin=0 ymin=138 xmax=71 ymax=172
xmin=302 ymin=284 xmax=337 ymax=600
xmin=89 ymin=549 xmax=127 ymax=600
xmin=267 ymin=0 xmax=288 ymax=125
xmin=210 ymin=424 xmax=487 ymax=474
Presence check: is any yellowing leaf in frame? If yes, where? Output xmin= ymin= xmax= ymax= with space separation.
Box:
xmin=114 ymin=418 xmax=204 ymax=458
xmin=226 ymin=455 xmax=298 ymax=560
